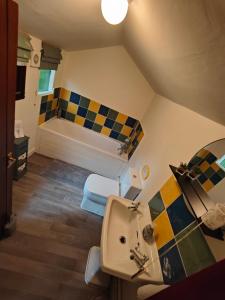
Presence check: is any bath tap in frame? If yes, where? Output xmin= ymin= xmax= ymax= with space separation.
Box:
xmin=117 ymin=138 xmax=130 ymax=155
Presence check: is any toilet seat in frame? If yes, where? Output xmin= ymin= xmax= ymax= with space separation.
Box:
xmin=81 ymin=174 xmax=119 ymax=216
xmin=84 ymin=174 xmax=119 ymax=198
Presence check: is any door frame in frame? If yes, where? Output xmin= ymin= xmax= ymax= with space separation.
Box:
xmin=0 ymin=0 xmax=18 ymax=236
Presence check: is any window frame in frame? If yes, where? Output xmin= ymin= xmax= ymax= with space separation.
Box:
xmin=38 ymin=69 xmax=56 ymax=96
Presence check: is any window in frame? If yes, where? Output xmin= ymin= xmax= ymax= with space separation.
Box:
xmin=38 ymin=69 xmax=55 ymax=94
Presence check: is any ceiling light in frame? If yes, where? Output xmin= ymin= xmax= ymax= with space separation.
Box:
xmin=101 ymin=0 xmax=129 ymax=25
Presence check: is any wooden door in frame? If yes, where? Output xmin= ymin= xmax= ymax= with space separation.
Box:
xmin=0 ymin=0 xmax=18 ymax=236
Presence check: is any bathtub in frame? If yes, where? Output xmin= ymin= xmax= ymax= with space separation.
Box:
xmin=36 ymin=118 xmax=128 ymax=179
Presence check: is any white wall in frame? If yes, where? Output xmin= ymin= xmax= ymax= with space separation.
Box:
xmin=15 ymin=36 xmax=62 ymax=154
xmin=129 ymin=94 xmax=225 ymax=202
xmin=59 ymin=46 xmax=155 ymax=120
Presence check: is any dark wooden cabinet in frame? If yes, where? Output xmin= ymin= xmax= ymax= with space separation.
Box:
xmin=13 ymin=136 xmax=29 ymax=180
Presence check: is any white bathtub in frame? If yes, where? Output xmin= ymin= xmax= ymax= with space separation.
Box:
xmin=36 ymin=118 xmax=128 ymax=179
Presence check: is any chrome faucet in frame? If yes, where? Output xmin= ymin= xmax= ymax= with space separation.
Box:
xmin=130 ymin=247 xmax=149 ymax=279
xmin=117 ymin=138 xmax=130 ymax=155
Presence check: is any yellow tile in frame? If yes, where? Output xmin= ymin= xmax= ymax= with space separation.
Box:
xmin=60 ymin=88 xmax=71 ymax=101
xmin=52 ymin=99 xmax=58 ymax=110
xmin=38 ymin=113 xmax=46 ymax=125
xmin=67 ymin=102 xmax=78 ymax=114
xmin=197 ymin=149 xmax=209 ymax=159
xmin=101 ymin=126 xmax=111 ymax=136
xmin=153 ymin=211 xmax=174 ymax=250
xmin=199 ymin=161 xmax=210 ymax=172
xmin=137 ymin=131 xmax=144 ymax=143
xmin=211 ymin=162 xmax=220 ymax=172
xmin=121 ymin=125 xmax=133 ymax=137
xmin=95 ymin=114 xmax=106 ymax=126
xmin=202 ymin=179 xmax=214 ymax=192
xmin=89 ymin=100 xmax=100 ymax=113
xmin=75 ymin=115 xmax=85 ymax=126
xmin=116 ymin=113 xmax=128 ymax=125
xmin=160 ymin=176 xmax=182 ymax=208
xmin=47 ymin=94 xmax=54 ymax=101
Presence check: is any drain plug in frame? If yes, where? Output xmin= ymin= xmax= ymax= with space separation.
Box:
xmin=119 ymin=236 xmax=126 ymax=244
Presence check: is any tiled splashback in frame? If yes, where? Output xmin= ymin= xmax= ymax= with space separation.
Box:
xmin=39 ymin=87 xmax=144 ymax=159
xmin=188 ymin=149 xmax=225 ymax=192
xmin=149 ymin=175 xmax=215 ymax=284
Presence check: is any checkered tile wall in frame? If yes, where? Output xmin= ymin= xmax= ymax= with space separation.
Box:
xmin=188 ymin=149 xmax=225 ymax=192
xmin=148 ymin=175 xmax=215 ymax=285
xmin=38 ymin=87 xmax=144 ymax=159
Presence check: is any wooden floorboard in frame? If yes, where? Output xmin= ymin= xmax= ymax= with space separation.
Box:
xmin=0 ymin=154 xmax=109 ymax=300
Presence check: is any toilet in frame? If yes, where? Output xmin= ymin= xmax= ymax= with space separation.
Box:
xmin=81 ymin=168 xmax=142 ymax=216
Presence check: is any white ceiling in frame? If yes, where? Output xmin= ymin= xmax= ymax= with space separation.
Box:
xmin=16 ymin=0 xmax=225 ymax=126
xmin=16 ymin=0 xmax=123 ymax=50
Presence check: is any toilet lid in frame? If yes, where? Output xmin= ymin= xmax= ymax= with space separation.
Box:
xmin=85 ymin=174 xmax=119 ymax=197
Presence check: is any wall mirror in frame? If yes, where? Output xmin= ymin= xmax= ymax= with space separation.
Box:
xmin=188 ymin=138 xmax=225 ymax=206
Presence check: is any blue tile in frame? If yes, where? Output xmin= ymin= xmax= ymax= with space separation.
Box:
xmin=148 ymin=192 xmax=165 ymax=221
xmin=104 ymin=118 xmax=114 ymax=129
xmin=40 ymin=102 xmax=47 ymax=114
xmin=167 ymin=195 xmax=195 ymax=236
xmin=70 ymin=92 xmax=80 ymax=104
xmin=109 ymin=130 xmax=119 ymax=139
xmin=210 ymin=173 xmax=222 ymax=185
xmin=77 ymin=107 xmax=87 ymax=118
xmin=198 ymin=173 xmax=207 ymax=184
xmin=84 ymin=119 xmax=93 ymax=129
xmin=125 ymin=117 xmax=137 ymax=128
xmin=99 ymin=105 xmax=109 ymax=116
xmin=205 ymin=153 xmax=217 ymax=164
xmin=159 ymin=239 xmax=186 ymax=284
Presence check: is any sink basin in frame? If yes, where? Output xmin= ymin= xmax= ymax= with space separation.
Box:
xmin=101 ymin=196 xmax=163 ymax=283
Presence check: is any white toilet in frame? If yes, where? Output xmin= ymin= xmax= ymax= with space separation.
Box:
xmin=81 ymin=168 xmax=142 ymax=216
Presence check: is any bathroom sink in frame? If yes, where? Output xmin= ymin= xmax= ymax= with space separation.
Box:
xmin=101 ymin=196 xmax=163 ymax=283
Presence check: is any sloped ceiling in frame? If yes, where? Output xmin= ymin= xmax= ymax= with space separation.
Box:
xmin=16 ymin=0 xmax=225 ymax=126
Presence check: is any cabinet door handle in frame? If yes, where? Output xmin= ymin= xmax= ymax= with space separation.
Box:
xmin=7 ymin=152 xmax=16 ymax=167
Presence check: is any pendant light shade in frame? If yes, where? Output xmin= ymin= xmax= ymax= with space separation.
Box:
xmin=101 ymin=0 xmax=129 ymax=25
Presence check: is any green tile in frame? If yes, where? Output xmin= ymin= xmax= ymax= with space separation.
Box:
xmin=117 ymin=134 xmax=127 ymax=142
xmin=59 ymin=99 xmax=68 ymax=111
xmin=176 ymin=222 xmax=215 ymax=276
xmin=112 ymin=122 xmax=123 ymax=133
xmin=80 ymin=96 xmax=90 ymax=109
xmin=86 ymin=110 xmax=97 ymax=122
xmin=108 ymin=109 xmax=119 ymax=121
xmin=148 ymin=192 xmax=165 ymax=221
xmin=65 ymin=112 xmax=75 ymax=122
xmin=92 ymin=123 xmax=102 ymax=133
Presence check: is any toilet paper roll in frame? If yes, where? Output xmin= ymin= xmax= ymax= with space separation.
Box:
xmin=202 ymin=203 xmax=225 ymax=230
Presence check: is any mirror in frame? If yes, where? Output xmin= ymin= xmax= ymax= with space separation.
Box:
xmin=188 ymin=138 xmax=225 ymax=205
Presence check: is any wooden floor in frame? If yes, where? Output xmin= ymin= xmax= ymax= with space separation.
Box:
xmin=0 ymin=154 xmax=109 ymax=300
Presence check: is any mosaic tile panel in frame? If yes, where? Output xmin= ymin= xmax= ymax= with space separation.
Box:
xmin=38 ymin=87 xmax=144 ymax=159
xmin=39 ymin=93 xmax=58 ymax=125
xmin=148 ymin=175 xmax=215 ymax=285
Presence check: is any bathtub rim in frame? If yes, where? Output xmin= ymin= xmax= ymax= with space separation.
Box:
xmin=38 ymin=118 xmax=128 ymax=163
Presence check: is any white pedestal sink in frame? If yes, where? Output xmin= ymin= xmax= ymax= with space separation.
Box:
xmin=100 ymin=196 xmax=163 ymax=284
